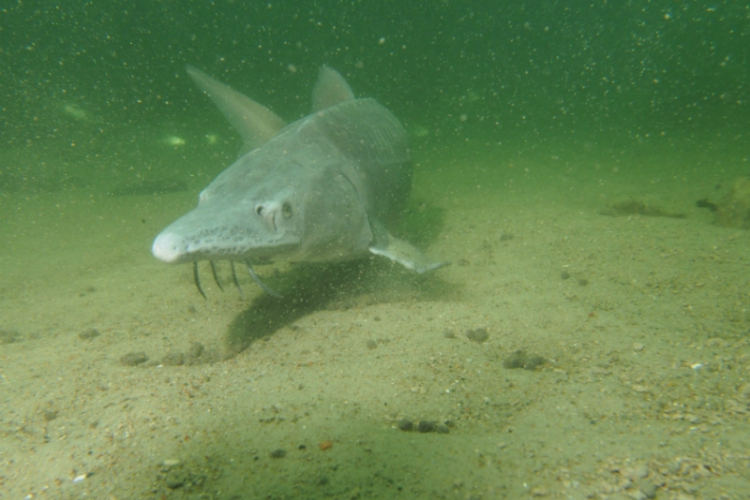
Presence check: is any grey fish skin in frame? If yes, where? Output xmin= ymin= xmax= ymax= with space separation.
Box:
xmin=152 ymin=66 xmax=446 ymax=291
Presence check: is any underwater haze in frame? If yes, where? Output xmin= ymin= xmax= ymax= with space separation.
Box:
xmin=2 ymin=1 xmax=750 ymax=499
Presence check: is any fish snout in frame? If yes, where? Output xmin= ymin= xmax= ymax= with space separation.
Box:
xmin=152 ymin=232 xmax=187 ymax=263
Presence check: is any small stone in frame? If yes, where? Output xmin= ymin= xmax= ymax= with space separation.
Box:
xmin=366 ymin=339 xmax=377 ymax=350
xmin=120 ymin=351 xmax=148 ymax=366
xmin=466 ymin=328 xmax=489 ymax=343
xmin=187 ymin=342 xmax=204 ymax=358
xmin=79 ymin=328 xmax=100 ymax=340
xmin=42 ymin=409 xmax=58 ymax=421
xmin=632 ymin=342 xmax=645 ymax=352
xmin=629 ymin=491 xmax=647 ymax=500
xmin=397 ymin=419 xmax=414 ymax=431
xmin=417 ymin=420 xmax=437 ymax=433
xmin=523 ymin=355 xmax=546 ymax=370
xmin=503 ymin=350 xmax=545 ymax=370
xmin=164 ymin=469 xmax=187 ymax=489
xmin=435 ymin=424 xmax=450 ymax=434
xmin=318 ymin=440 xmax=333 ymax=451
xmin=504 ymin=350 xmax=528 ymax=369
xmin=162 ymin=352 xmax=185 ymax=366
xmin=636 ymin=480 xmax=657 ymax=499
xmin=0 ymin=329 xmax=22 ymax=344
xmin=561 ymin=270 xmax=571 ymax=280
xmin=269 ymin=448 xmax=287 ymax=458
xmin=622 ymin=464 xmax=649 ymax=480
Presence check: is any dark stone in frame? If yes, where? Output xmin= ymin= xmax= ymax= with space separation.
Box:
xmin=417 ymin=420 xmax=437 ymax=433
xmin=120 ymin=351 xmax=148 ymax=366
xmin=466 ymin=328 xmax=489 ymax=343
xmin=164 ymin=469 xmax=187 ymax=490
xmin=397 ymin=419 xmax=414 ymax=431
xmin=187 ymin=342 xmax=204 ymax=359
xmin=79 ymin=328 xmax=100 ymax=340
xmin=523 ymin=355 xmax=546 ymax=370
xmin=162 ymin=352 xmax=185 ymax=366
xmin=0 ymin=329 xmax=22 ymax=344
xmin=503 ymin=350 xmax=545 ymax=370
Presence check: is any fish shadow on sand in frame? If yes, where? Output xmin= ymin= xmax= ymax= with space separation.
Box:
xmin=224 ymin=202 xmax=454 ymax=356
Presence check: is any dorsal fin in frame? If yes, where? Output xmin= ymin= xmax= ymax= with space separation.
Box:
xmin=186 ymin=65 xmax=286 ymax=153
xmin=311 ymin=66 xmax=355 ymax=112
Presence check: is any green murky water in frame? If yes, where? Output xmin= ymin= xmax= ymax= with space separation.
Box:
xmin=2 ymin=2 xmax=749 ymax=499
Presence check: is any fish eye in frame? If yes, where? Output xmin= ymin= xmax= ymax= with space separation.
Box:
xmin=282 ymin=202 xmax=293 ymax=218
xmin=255 ymin=205 xmax=264 ymax=216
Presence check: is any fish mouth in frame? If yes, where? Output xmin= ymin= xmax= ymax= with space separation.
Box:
xmin=153 ymin=231 xmax=286 ymax=299
xmin=152 ymin=229 xmax=298 ymax=264
xmin=151 ymin=231 xmax=254 ymax=263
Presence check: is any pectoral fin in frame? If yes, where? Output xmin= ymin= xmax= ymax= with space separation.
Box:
xmin=368 ymin=225 xmax=449 ymax=274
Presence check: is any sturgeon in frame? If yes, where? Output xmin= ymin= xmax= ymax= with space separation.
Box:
xmin=152 ymin=65 xmax=447 ymax=297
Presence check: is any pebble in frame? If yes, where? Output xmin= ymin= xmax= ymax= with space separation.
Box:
xmin=120 ymin=351 xmax=148 ymax=366
xmin=78 ymin=328 xmax=100 ymax=340
xmin=397 ymin=419 xmax=449 ymax=434
xmin=503 ymin=350 xmax=545 ymax=370
xmin=318 ymin=440 xmax=333 ymax=451
xmin=397 ymin=419 xmax=414 ymax=431
xmin=466 ymin=328 xmax=489 ymax=343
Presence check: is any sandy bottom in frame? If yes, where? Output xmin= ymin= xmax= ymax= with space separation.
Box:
xmin=1 ymin=140 xmax=749 ymax=499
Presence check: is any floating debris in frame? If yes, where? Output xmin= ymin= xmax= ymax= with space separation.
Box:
xmin=163 ymin=135 xmax=186 ymax=147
